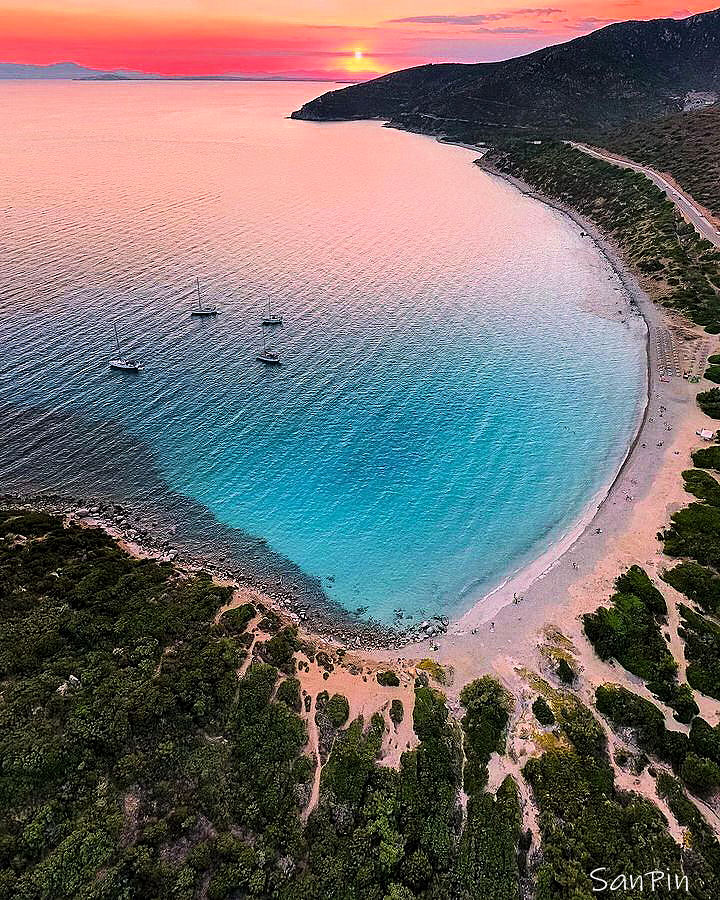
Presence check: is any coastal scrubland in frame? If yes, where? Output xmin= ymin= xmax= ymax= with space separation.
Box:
xmin=0 ymin=511 xmax=524 ymax=898
xmin=583 ymin=566 xmax=698 ymax=722
xmin=485 ymin=142 xmax=720 ymax=331
xmin=597 ymin=107 xmax=720 ymax=218
xmin=4 ymin=505 xmax=720 ymax=897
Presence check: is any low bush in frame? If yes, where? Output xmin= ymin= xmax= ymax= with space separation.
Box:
xmin=682 ymin=469 xmax=720 ymax=506
xmin=595 ymin=684 xmax=688 ymax=768
xmin=556 ymin=658 xmax=576 ymax=685
xmin=324 ymin=693 xmax=350 ymax=728
xmin=532 ymin=696 xmax=555 ymax=726
xmin=678 ymin=604 xmax=720 ymax=700
xmin=680 ymin=752 xmax=720 ymax=796
xmin=390 ymin=698 xmax=404 ymax=726
xmin=663 ymin=561 xmax=720 ymax=616
xmin=217 ymin=603 xmax=256 ymax=635
xmin=583 ymin=576 xmax=697 ymax=720
xmin=460 ymin=676 xmax=512 ymax=794
xmin=692 ymin=445 xmax=720 ymax=470
xmin=614 ymin=565 xmax=666 ymax=615
xmin=698 ymin=387 xmax=720 ymax=418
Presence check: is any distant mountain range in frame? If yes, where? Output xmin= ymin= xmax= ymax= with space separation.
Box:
xmin=292 ymin=8 xmax=720 ymax=137
xmin=0 ymin=62 xmax=115 ymax=79
xmin=0 ymin=62 xmax=342 ymax=82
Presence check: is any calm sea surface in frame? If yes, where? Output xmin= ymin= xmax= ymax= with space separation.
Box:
xmin=0 ymin=82 xmax=645 ymax=624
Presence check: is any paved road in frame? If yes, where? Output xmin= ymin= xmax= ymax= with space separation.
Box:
xmin=569 ymin=141 xmax=720 ymax=249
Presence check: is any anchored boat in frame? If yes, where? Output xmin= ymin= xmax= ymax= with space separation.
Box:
xmin=109 ymin=324 xmax=143 ymax=372
xmin=190 ymin=278 xmax=219 ymax=317
xmin=261 ymin=298 xmax=283 ymax=326
xmin=257 ymin=326 xmax=281 ymax=364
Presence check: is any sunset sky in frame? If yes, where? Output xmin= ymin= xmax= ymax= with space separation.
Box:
xmin=2 ymin=1 xmax=717 ymax=78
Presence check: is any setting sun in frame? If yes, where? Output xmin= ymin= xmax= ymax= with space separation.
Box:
xmin=345 ymin=47 xmax=378 ymax=75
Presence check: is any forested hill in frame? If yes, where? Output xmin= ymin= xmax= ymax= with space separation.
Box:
xmin=596 ymin=105 xmax=720 ymax=218
xmin=292 ymin=9 xmax=720 ymax=137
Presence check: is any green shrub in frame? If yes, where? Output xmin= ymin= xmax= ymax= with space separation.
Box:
xmin=692 ymin=445 xmax=720 ymax=470
xmin=584 ymin=580 xmax=698 ymax=720
xmin=217 ymin=603 xmax=256 ymax=635
xmin=682 ymin=468 xmax=720 ymax=506
xmin=376 ymin=670 xmax=400 ymax=687
xmin=459 ymin=677 xmax=513 ymax=794
xmin=556 ymin=659 xmax=576 ymax=685
xmin=663 ymin=561 xmax=720 ymax=615
xmin=325 ymin=693 xmax=350 ymax=728
xmin=661 ymin=501 xmax=720 ymax=568
xmin=276 ymin=677 xmax=301 ymax=712
xmin=656 ymin=774 xmax=720 ymax=891
xmin=680 ymin=752 xmax=720 ymax=795
xmin=390 ymin=698 xmax=404 ymax=726
xmin=532 ymin=696 xmax=555 ymax=726
xmin=614 ymin=565 xmax=666 ymax=615
xmin=678 ymin=603 xmax=720 ymax=700
xmin=689 ymin=717 xmax=720 ymax=765
xmin=258 ymin=626 xmax=298 ymax=674
xmin=698 ymin=387 xmax=720 ymax=418
xmin=595 ymin=684 xmax=688 ymax=768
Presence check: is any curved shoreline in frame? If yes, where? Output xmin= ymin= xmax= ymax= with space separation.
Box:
xmin=2 ymin=133 xmax=704 ymax=662
xmin=409 ymin=147 xmax=711 ymax=678
xmin=447 ymin=154 xmax=653 ymax=631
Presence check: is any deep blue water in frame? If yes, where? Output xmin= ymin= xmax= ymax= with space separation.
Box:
xmin=1 ymin=81 xmax=646 ymax=623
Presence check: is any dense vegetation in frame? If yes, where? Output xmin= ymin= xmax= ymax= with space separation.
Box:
xmin=663 ymin=562 xmax=720 ymax=617
xmin=0 ymin=510 xmax=313 ymax=899
xmin=583 ymin=567 xmax=698 ymax=721
xmin=598 ymin=106 xmax=720 ymax=217
xmin=0 ymin=509 xmax=529 ymax=899
xmin=683 ymin=468 xmax=720 ymax=506
xmin=524 ymin=692 xmax=720 ymax=899
xmin=3 ymin=507 xmax=720 ymax=897
xmin=692 ymin=444 xmax=720 ymax=471
xmin=595 ymin=682 xmax=720 ymax=796
xmin=661 ymin=467 xmax=720 ymax=658
xmin=698 ymin=388 xmax=720 ymax=418
xmin=488 ymin=142 xmax=720 ymax=330
xmin=677 ymin=604 xmax=720 ymax=702
xmin=596 ymin=683 xmax=689 ymax=767
xmin=661 ymin=501 xmax=720 ymax=569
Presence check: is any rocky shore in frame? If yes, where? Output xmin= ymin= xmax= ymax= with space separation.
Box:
xmin=0 ymin=492 xmax=449 ymax=654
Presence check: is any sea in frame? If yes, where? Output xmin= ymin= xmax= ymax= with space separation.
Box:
xmin=0 ymin=81 xmax=646 ymax=625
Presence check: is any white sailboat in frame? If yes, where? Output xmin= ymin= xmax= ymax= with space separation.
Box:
xmin=190 ymin=278 xmax=219 ymax=317
xmin=261 ymin=298 xmax=283 ymax=326
xmin=109 ymin=324 xmax=143 ymax=372
xmin=256 ymin=326 xmax=281 ymax=364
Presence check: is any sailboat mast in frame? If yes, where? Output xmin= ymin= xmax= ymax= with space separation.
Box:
xmin=114 ymin=323 xmax=120 ymax=353
xmin=196 ymin=277 xmax=202 ymax=310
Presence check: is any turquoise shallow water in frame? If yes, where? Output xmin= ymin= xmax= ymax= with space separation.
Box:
xmin=0 ymin=82 xmax=645 ymax=624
